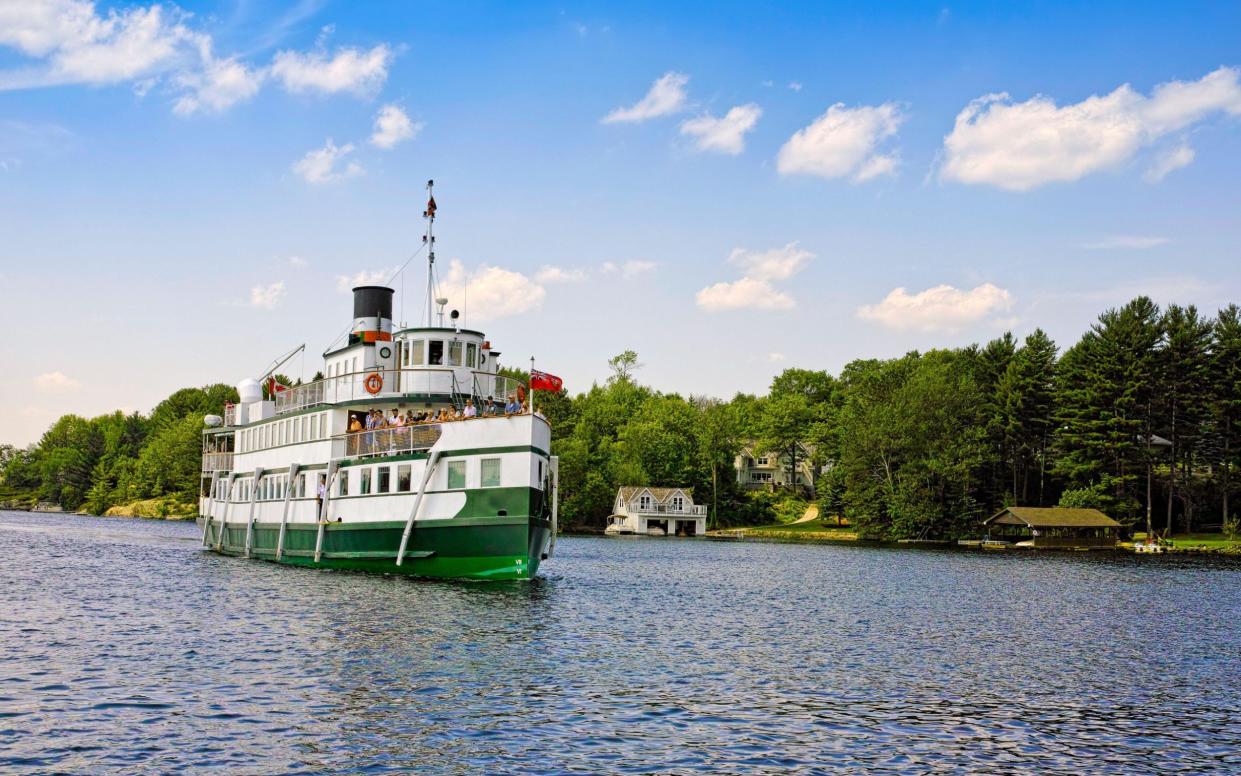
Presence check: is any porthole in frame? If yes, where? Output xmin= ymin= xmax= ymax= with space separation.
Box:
xmin=379 ymin=346 xmax=392 ymax=359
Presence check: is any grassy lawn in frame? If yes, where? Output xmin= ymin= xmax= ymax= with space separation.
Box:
xmin=1132 ymin=532 xmax=1241 ymax=551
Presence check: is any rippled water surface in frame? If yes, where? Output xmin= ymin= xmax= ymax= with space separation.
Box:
xmin=2 ymin=511 xmax=1240 ymax=774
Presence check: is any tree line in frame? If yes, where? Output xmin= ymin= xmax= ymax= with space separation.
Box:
xmin=3 ymin=297 xmax=1239 ymax=539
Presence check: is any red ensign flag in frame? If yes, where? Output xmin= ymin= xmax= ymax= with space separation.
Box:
xmin=530 ymin=369 xmax=563 ymax=392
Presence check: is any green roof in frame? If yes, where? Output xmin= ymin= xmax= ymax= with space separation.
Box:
xmin=985 ymin=507 xmax=1120 ymax=528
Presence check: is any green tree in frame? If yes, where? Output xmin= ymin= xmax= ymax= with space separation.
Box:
xmin=1158 ymin=305 xmax=1213 ymax=532
xmin=758 ymin=393 xmax=813 ymax=495
xmin=1213 ymin=305 xmax=1241 ymax=524
xmin=693 ymin=398 xmax=740 ymax=528
xmin=997 ymin=329 xmax=1058 ymax=505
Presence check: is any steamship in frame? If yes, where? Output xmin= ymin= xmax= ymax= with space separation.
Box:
xmin=196 ymin=191 xmax=557 ymax=580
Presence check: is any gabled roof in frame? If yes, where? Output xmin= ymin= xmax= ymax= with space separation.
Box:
xmin=984 ymin=507 xmax=1120 ymax=528
xmin=617 ymin=486 xmax=693 ymax=503
xmin=738 ymin=440 xmax=815 ymax=458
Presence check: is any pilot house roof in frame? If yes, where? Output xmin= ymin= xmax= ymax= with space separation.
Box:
xmin=984 ymin=507 xmax=1120 ymax=528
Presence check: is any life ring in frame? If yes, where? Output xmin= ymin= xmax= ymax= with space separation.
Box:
xmin=364 ymin=372 xmax=383 ymax=395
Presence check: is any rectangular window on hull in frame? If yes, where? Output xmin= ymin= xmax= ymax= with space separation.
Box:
xmin=339 ymin=471 xmax=349 ymax=496
xmin=397 ymin=464 xmax=411 ymax=492
xmin=360 ymin=467 xmax=372 ymax=495
xmin=481 ymin=458 xmax=501 ymax=488
xmin=447 ymin=460 xmax=466 ymax=489
xmin=378 ymin=466 xmax=391 ymax=493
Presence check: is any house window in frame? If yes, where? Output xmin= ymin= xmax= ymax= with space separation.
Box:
xmin=428 ymin=340 xmax=444 ymax=366
xmin=447 ymin=460 xmax=466 ymax=489
xmin=466 ymin=343 xmax=477 ymax=368
xmin=672 ymin=496 xmax=684 ymax=511
xmin=397 ymin=464 xmax=412 ymax=492
xmin=481 ymin=458 xmax=501 ymax=487
xmin=378 ymin=466 xmax=391 ymax=493
xmin=756 ymin=456 xmax=769 ymax=466
xmin=639 ymin=495 xmax=651 ymax=510
xmin=360 ymin=467 xmax=372 ymax=495
xmin=448 ymin=341 xmax=463 ymax=366
xmin=751 ymin=472 xmax=773 ymax=482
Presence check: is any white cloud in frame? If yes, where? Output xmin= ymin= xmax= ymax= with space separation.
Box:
xmin=777 ymin=102 xmax=903 ymax=181
xmin=601 ymin=260 xmax=658 ymax=278
xmin=336 ymin=268 xmax=397 ymax=293
xmin=768 ymin=352 xmax=785 ymax=362
xmin=787 ymin=81 xmax=802 ymax=92
xmin=249 ymin=281 xmax=285 ymax=309
xmin=1081 ymin=235 xmax=1170 ymax=250
xmin=441 ymin=259 xmax=545 ymax=321
xmin=940 ymin=67 xmax=1241 ymax=191
xmin=34 ymin=370 xmax=80 ymax=391
xmin=728 ymin=242 xmax=813 ymax=281
xmin=857 ymin=283 xmax=1013 ymax=331
xmin=697 ymin=277 xmax=794 ymax=312
xmin=292 ymin=138 xmax=362 ymax=184
xmin=172 ymin=38 xmax=262 ymax=115
xmin=370 ymin=103 xmax=421 ymax=149
xmin=1145 ymin=144 xmax=1195 ymax=182
xmin=679 ymin=103 xmax=762 ymax=154
xmin=601 ymin=71 xmax=689 ymax=124
xmin=270 ymin=40 xmax=392 ymax=96
xmin=535 ymin=265 xmax=587 ymax=283
xmin=288 ymin=255 xmax=308 ymax=267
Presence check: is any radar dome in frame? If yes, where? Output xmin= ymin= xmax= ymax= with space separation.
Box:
xmin=204 ymin=414 xmax=223 ymax=427
xmin=237 ymin=378 xmax=262 ymax=404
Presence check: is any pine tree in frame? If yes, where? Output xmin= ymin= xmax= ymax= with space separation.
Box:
xmin=998 ymin=329 xmax=1057 ymax=505
xmin=1211 ymin=305 xmax=1241 ymax=526
xmin=1158 ymin=305 xmax=1213 ymax=532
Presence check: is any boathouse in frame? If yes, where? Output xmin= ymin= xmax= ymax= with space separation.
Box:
xmin=606 ymin=487 xmax=707 ymax=536
xmin=983 ymin=507 xmax=1121 ymax=548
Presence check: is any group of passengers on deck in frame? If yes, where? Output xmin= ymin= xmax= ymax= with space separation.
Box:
xmin=345 ymin=395 xmax=528 ymax=455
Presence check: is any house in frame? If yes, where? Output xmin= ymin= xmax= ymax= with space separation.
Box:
xmin=734 ymin=442 xmax=817 ymax=496
xmin=983 ymin=507 xmax=1121 ymax=548
xmin=606 ymin=486 xmax=707 ymax=537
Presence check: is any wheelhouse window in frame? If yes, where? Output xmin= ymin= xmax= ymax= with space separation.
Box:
xmin=448 ymin=341 xmax=463 ymax=366
xmin=466 ymin=343 xmax=478 ymax=368
xmin=447 ymin=460 xmax=466 ymax=489
xmin=481 ymin=458 xmax=501 ymax=487
xmin=428 ymin=340 xmax=444 ymax=365
xmin=409 ymin=340 xmax=425 ymax=366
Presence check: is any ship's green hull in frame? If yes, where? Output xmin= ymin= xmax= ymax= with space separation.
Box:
xmin=197 ymin=515 xmax=551 ymax=580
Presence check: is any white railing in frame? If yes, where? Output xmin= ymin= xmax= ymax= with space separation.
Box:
xmin=273 ymin=369 xmax=530 ymax=416
xmin=224 ymin=405 xmax=237 ymax=426
xmin=331 ymin=424 xmax=445 ymax=460
xmin=202 ymin=452 xmax=234 ymax=472
xmin=632 ymin=504 xmax=708 ymax=516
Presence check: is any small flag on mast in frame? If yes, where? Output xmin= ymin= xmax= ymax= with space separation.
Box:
xmin=424 ymin=195 xmax=436 ymax=218
xmin=530 ymin=370 xmax=563 ymax=392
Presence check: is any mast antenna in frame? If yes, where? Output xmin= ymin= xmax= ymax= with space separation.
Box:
xmin=422 ymin=179 xmax=438 ymax=327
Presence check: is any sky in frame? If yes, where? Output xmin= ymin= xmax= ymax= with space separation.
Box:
xmin=2 ymin=0 xmax=1240 ymax=447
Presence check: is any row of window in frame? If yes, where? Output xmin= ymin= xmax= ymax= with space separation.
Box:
xmin=211 ymin=472 xmax=316 ymax=502
xmin=336 ymin=457 xmax=502 ymax=496
xmin=750 ymin=472 xmax=774 ymax=482
xmin=238 ymin=412 xmax=332 ymax=453
xmin=401 ymin=339 xmax=478 ymax=369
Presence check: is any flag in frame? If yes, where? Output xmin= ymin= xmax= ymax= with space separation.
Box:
xmin=530 ymin=369 xmax=563 ymax=392
xmin=424 ymin=195 xmax=437 ymax=218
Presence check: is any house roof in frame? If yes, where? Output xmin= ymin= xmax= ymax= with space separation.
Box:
xmin=984 ymin=507 xmax=1120 ymax=528
xmin=617 ymin=486 xmax=693 ymax=502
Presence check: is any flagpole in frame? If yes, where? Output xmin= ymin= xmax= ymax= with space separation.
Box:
xmin=529 ymin=356 xmax=535 ymax=414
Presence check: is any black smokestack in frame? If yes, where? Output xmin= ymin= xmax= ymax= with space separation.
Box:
xmin=352 ymin=286 xmax=394 ymax=321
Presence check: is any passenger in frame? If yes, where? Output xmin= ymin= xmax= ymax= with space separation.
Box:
xmin=504 ymin=394 xmax=520 ymax=415
xmin=347 ymin=413 xmax=364 ymax=455
xmin=463 ymin=399 xmax=477 ymax=418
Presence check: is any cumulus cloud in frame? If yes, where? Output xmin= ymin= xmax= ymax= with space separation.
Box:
xmin=601 ymin=260 xmax=657 ymax=278
xmin=34 ymin=370 xmax=80 ymax=390
xmin=249 ymin=281 xmax=285 ymax=309
xmin=441 ymin=259 xmax=545 ymax=321
xmin=172 ymin=38 xmax=262 ymax=115
xmin=777 ymin=102 xmax=904 ymax=181
xmin=293 ymin=138 xmax=362 ymax=184
xmin=857 ymin=283 xmax=1013 ymax=331
xmin=288 ymin=255 xmax=308 ymax=267
xmin=336 ymin=268 xmax=397 ymax=293
xmin=728 ymin=242 xmax=813 ymax=281
xmin=940 ymin=67 xmax=1241 ymax=191
xmin=1145 ymin=144 xmax=1195 ymax=182
xmin=270 ymin=40 xmax=392 ymax=96
xmin=698 ymin=242 xmax=813 ymax=312
xmin=679 ymin=103 xmax=762 ymax=154
xmin=768 ymin=352 xmax=785 ymax=362
xmin=696 ymin=277 xmax=794 ymax=312
xmin=601 ymin=71 xmax=689 ymax=123
xmin=535 ymin=265 xmax=588 ymax=283
xmin=1081 ymin=235 xmax=1170 ymax=250
xmin=370 ymin=103 xmax=421 ymax=149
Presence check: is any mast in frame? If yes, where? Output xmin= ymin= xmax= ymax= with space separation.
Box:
xmin=422 ymin=179 xmax=438 ymax=327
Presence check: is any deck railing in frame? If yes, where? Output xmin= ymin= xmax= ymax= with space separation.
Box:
xmin=631 ymin=504 xmax=708 ymax=516
xmin=223 ymin=405 xmax=237 ymax=426
xmin=272 ymin=369 xmax=530 ymax=415
xmin=331 ymin=424 xmax=445 ymax=460
xmin=202 ymin=451 xmax=234 ymax=472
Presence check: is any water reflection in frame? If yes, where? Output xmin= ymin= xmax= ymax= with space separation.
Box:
xmin=1 ymin=511 xmax=1239 ymax=774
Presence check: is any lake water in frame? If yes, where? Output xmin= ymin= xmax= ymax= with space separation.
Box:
xmin=2 ymin=511 xmax=1239 ymax=774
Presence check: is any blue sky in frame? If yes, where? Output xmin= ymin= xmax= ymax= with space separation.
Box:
xmin=2 ymin=1 xmax=1240 ymax=446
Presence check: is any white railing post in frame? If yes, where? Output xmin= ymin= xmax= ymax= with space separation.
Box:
xmin=201 ymin=470 xmax=222 ymax=546
xmin=276 ymin=463 xmax=299 ymax=561
xmin=244 ymin=467 xmax=263 ymax=557
xmin=314 ymin=461 xmax=340 ymax=563
xmin=215 ymin=473 xmax=238 ymax=550
xmin=396 ymin=451 xmax=441 ymax=565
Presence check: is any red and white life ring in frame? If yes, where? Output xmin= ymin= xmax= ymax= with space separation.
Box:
xmin=364 ymin=372 xmax=384 ymax=395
